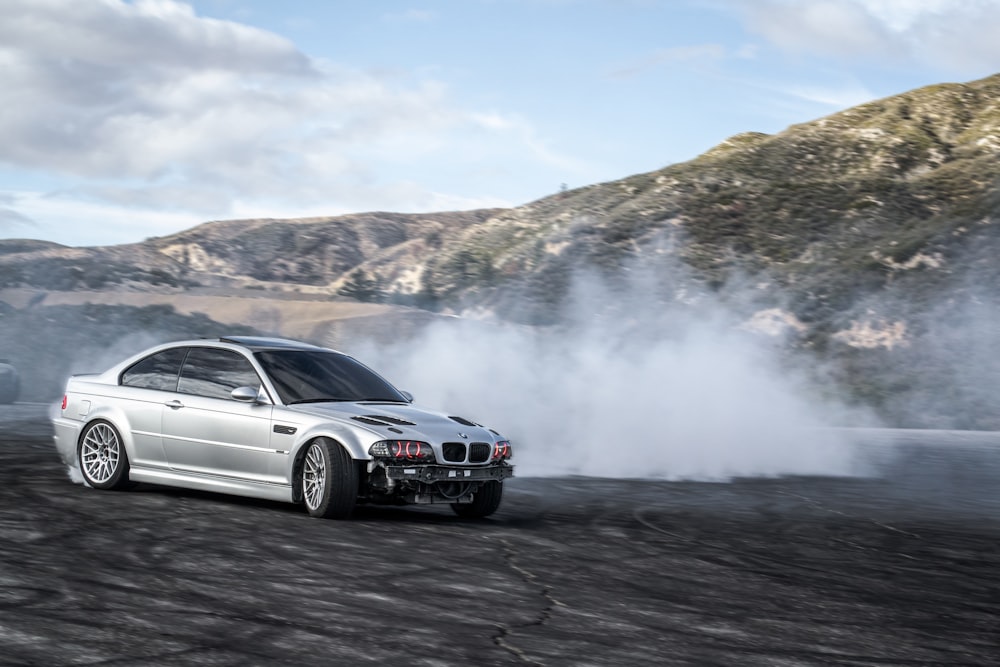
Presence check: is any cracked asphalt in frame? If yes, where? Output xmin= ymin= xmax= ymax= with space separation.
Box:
xmin=2 ymin=406 xmax=999 ymax=666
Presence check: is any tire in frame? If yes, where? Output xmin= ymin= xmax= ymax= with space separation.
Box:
xmin=78 ymin=420 xmax=131 ymax=490
xmin=301 ymin=438 xmax=359 ymax=519
xmin=451 ymin=480 xmax=503 ymax=518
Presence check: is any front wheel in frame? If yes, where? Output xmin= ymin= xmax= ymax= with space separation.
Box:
xmin=451 ymin=480 xmax=503 ymax=518
xmin=301 ymin=438 xmax=358 ymax=519
xmin=79 ymin=420 xmax=131 ymax=490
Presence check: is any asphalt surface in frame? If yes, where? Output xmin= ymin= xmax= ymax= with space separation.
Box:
xmin=2 ymin=405 xmax=999 ymax=666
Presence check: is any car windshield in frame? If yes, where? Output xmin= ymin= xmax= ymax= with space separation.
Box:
xmin=254 ymin=350 xmax=407 ymax=405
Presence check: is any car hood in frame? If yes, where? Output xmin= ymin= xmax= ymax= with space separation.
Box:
xmin=284 ymin=401 xmax=501 ymax=443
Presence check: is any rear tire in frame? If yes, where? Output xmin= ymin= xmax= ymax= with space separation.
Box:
xmin=79 ymin=420 xmax=131 ymax=490
xmin=451 ymin=480 xmax=503 ymax=518
xmin=301 ymin=438 xmax=358 ymax=519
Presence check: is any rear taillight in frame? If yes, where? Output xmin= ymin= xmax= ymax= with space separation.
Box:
xmin=61 ymin=395 xmax=67 ymax=411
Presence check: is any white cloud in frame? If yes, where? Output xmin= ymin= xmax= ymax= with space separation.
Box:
xmin=2 ymin=189 xmax=202 ymax=247
xmin=607 ymin=43 xmax=727 ymax=79
xmin=729 ymin=0 xmax=1000 ymax=73
xmin=862 ymin=0 xmax=977 ymax=31
xmin=0 ymin=206 xmax=37 ymax=238
xmin=783 ymin=80 xmax=878 ymax=108
xmin=734 ymin=1 xmax=896 ymax=59
xmin=471 ymin=112 xmax=516 ymax=131
xmin=383 ymin=9 xmax=435 ymax=22
xmin=0 ymin=0 xmax=567 ymax=242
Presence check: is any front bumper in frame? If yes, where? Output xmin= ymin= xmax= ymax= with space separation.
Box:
xmin=383 ymin=463 xmax=514 ymax=484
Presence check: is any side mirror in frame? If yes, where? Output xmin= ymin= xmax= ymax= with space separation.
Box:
xmin=231 ymin=386 xmax=261 ymax=403
xmin=400 ymin=390 xmax=414 ymax=403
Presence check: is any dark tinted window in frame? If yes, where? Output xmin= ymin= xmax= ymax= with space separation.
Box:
xmin=178 ymin=348 xmax=261 ymax=400
xmin=121 ymin=348 xmax=186 ymax=391
xmin=255 ymin=350 xmax=405 ymax=404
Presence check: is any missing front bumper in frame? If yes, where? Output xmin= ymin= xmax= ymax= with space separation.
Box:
xmin=382 ymin=463 xmax=514 ymax=484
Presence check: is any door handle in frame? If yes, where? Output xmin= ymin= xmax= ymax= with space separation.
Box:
xmin=164 ymin=400 xmax=184 ymax=409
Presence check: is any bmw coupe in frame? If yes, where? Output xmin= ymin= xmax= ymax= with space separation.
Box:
xmin=52 ymin=336 xmax=513 ymax=519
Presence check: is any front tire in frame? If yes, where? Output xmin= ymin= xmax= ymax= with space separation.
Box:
xmin=301 ymin=438 xmax=358 ymax=519
xmin=451 ymin=480 xmax=503 ymax=518
xmin=79 ymin=420 xmax=130 ymax=490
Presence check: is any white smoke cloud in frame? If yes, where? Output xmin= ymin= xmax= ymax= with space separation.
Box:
xmin=354 ymin=272 xmax=872 ymax=480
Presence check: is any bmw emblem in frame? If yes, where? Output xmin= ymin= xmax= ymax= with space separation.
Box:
xmin=459 ymin=432 xmax=469 ymax=439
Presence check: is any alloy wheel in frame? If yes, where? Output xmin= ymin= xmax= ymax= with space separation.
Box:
xmin=302 ymin=443 xmax=327 ymax=511
xmin=81 ymin=422 xmax=121 ymax=485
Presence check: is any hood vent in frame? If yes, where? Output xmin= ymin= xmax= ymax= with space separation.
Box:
xmin=371 ymin=415 xmax=416 ymax=426
xmin=352 ymin=415 xmax=417 ymax=427
xmin=449 ymin=415 xmax=480 ymax=427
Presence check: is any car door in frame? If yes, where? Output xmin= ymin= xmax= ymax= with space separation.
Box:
xmin=160 ymin=347 xmax=280 ymax=483
xmin=118 ymin=346 xmax=187 ymax=469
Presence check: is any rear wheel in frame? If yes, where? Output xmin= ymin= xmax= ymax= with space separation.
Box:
xmin=301 ymin=438 xmax=358 ymax=519
xmin=451 ymin=480 xmax=503 ymax=518
xmin=79 ymin=421 xmax=130 ymax=490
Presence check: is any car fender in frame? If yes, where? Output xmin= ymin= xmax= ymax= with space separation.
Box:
xmin=287 ymin=421 xmax=375 ymax=466
xmin=79 ymin=402 xmax=139 ymax=465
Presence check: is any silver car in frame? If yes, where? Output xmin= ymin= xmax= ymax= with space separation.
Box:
xmin=52 ymin=336 xmax=513 ymax=519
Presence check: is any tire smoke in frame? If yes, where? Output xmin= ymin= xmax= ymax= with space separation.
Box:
xmin=355 ymin=272 xmax=873 ymax=480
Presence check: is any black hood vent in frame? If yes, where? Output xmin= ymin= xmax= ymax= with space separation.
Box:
xmin=449 ymin=415 xmax=480 ymax=427
xmin=352 ymin=415 xmax=417 ymax=427
xmin=370 ymin=415 xmax=416 ymax=426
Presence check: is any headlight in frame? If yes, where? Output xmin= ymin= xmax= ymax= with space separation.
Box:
xmin=369 ymin=440 xmax=435 ymax=462
xmin=491 ymin=440 xmax=512 ymax=461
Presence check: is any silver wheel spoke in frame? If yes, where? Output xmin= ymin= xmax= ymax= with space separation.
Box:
xmin=82 ymin=424 xmax=121 ymax=484
xmin=303 ymin=445 xmax=326 ymax=510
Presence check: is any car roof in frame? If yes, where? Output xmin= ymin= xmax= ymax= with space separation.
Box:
xmin=216 ymin=336 xmax=328 ymax=352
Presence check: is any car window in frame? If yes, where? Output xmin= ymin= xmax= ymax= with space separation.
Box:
xmin=178 ymin=348 xmax=261 ymax=400
xmin=121 ymin=347 xmax=187 ymax=391
xmin=255 ymin=350 xmax=405 ymax=404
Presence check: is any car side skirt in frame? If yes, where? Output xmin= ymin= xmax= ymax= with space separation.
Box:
xmin=128 ymin=466 xmax=294 ymax=504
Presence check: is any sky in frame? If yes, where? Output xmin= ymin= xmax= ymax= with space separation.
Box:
xmin=1 ymin=0 xmax=999 ymax=248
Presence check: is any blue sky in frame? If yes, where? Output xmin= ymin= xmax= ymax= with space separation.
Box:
xmin=2 ymin=0 xmax=999 ymax=247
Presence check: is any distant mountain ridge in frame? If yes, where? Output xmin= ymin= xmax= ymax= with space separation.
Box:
xmin=4 ymin=75 xmax=998 ymax=316
xmin=2 ymin=73 xmax=1000 ymax=427
xmin=0 ymin=209 xmax=501 ymax=295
